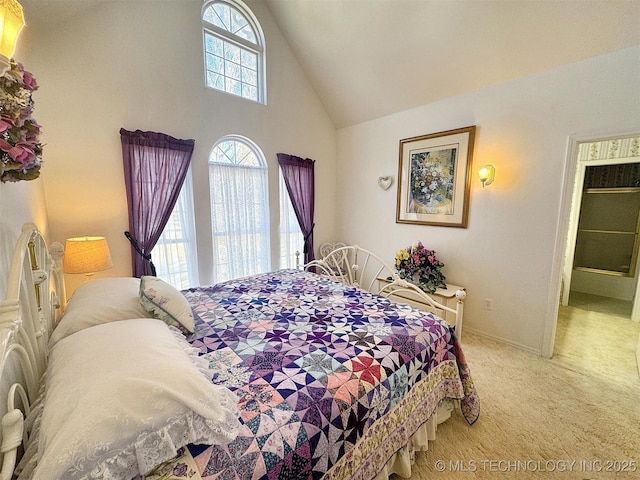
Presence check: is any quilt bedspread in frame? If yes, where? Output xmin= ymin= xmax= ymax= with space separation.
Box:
xmin=181 ymin=269 xmax=479 ymax=480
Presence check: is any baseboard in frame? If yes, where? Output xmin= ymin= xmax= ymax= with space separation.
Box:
xmin=463 ymin=327 xmax=542 ymax=356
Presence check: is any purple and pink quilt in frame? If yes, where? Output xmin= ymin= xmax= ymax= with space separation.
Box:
xmin=181 ymin=269 xmax=479 ymax=480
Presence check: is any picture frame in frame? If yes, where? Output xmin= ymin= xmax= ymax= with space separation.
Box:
xmin=396 ymin=126 xmax=476 ymax=228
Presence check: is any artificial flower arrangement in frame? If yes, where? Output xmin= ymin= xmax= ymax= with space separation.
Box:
xmin=394 ymin=241 xmax=446 ymax=293
xmin=0 ymin=60 xmax=43 ymax=183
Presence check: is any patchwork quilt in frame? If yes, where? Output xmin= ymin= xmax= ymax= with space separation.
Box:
xmin=176 ymin=269 xmax=479 ymax=480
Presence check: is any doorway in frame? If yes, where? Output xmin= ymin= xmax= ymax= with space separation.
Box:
xmin=543 ymin=132 xmax=640 ymax=359
xmin=564 ymin=162 xmax=640 ymax=315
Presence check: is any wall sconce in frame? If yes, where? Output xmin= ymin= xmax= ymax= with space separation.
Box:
xmin=0 ymin=0 xmax=25 ymax=75
xmin=63 ymin=236 xmax=114 ymax=280
xmin=478 ymin=164 xmax=495 ymax=188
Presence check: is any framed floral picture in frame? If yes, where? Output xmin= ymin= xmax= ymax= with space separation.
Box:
xmin=396 ymin=126 xmax=476 ymax=228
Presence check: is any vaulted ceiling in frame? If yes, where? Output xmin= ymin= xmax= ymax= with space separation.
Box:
xmin=19 ymin=0 xmax=640 ymax=128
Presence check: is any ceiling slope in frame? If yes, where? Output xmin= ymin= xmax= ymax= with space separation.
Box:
xmin=265 ymin=0 xmax=640 ymax=128
xmin=19 ymin=0 xmax=640 ymax=128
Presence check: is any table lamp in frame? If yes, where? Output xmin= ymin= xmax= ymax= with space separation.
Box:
xmin=63 ymin=236 xmax=113 ymax=280
xmin=0 ymin=0 xmax=25 ymax=75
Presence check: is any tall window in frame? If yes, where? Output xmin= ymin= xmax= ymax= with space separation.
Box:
xmin=279 ymin=171 xmax=304 ymax=268
xmin=209 ymin=136 xmax=270 ymax=283
xmin=202 ymin=0 xmax=265 ymax=103
xmin=154 ymin=174 xmax=199 ymax=289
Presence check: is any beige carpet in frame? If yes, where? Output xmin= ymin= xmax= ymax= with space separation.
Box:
xmin=404 ymin=299 xmax=640 ymax=479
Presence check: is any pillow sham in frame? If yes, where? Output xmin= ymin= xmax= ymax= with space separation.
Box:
xmin=49 ymin=277 xmax=152 ymax=346
xmin=24 ymin=318 xmax=240 ymax=480
xmin=139 ymin=275 xmax=195 ymax=334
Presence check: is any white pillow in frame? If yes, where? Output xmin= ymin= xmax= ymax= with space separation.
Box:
xmin=49 ymin=277 xmax=152 ymax=346
xmin=139 ymin=275 xmax=195 ymax=334
xmin=28 ymin=318 xmax=240 ymax=480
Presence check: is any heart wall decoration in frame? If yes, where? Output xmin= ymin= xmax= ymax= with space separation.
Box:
xmin=378 ymin=176 xmax=393 ymax=190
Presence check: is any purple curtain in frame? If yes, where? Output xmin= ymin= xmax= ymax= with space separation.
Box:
xmin=121 ymin=128 xmax=194 ymax=277
xmin=277 ymin=153 xmax=315 ymax=264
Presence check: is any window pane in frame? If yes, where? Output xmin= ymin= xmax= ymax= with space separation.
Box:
xmin=242 ymin=84 xmax=257 ymax=100
xmin=226 ymin=61 xmax=241 ymax=80
xmin=205 ymin=72 xmax=219 ymax=89
xmin=154 ymin=174 xmax=199 ymax=289
xmin=235 ymin=24 xmax=256 ymax=43
xmin=206 ymin=53 xmax=223 ymax=74
xmin=225 ymin=78 xmax=241 ymax=96
xmin=279 ymin=172 xmax=304 ymax=269
xmin=205 ymin=4 xmax=230 ymax=30
xmin=241 ymin=50 xmax=257 ymax=69
xmin=224 ymin=43 xmax=240 ymax=63
xmin=230 ymin=9 xmax=256 ymax=42
xmin=241 ymin=67 xmax=257 ymax=86
xmin=204 ymin=33 xmax=223 ymax=56
xmin=235 ymin=142 xmax=254 ymax=165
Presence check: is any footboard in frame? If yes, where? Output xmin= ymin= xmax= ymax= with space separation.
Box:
xmin=304 ymin=245 xmax=465 ymax=337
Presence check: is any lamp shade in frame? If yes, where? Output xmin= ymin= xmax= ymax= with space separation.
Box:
xmin=63 ymin=236 xmax=114 ymax=275
xmin=0 ymin=0 xmax=24 ymax=72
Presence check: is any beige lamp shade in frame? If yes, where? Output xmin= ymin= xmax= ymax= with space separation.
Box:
xmin=63 ymin=236 xmax=114 ymax=275
xmin=0 ymin=0 xmax=24 ymax=72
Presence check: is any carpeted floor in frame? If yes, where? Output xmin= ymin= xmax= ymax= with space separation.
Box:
xmin=404 ymin=296 xmax=640 ymax=479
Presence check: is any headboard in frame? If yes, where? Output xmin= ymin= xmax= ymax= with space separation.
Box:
xmin=0 ymin=223 xmax=60 ymax=479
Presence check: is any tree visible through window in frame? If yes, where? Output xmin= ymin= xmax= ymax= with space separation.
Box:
xmin=202 ymin=0 xmax=265 ymax=103
xmin=209 ymin=136 xmax=271 ymax=282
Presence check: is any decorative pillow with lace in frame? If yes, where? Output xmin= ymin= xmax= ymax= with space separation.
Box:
xmin=20 ymin=318 xmax=240 ymax=480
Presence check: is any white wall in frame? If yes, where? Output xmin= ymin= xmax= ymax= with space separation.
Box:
xmin=0 ymin=180 xmax=49 ymax=301
xmin=20 ymin=0 xmax=337 ymax=295
xmin=571 ymin=270 xmax=638 ymax=302
xmin=336 ymin=46 xmax=640 ymax=354
xmin=0 ymin=37 xmax=49 ymax=301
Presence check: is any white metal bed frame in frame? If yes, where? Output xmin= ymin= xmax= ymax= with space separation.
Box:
xmin=0 ymin=223 xmax=60 ymax=479
xmin=0 ymin=233 xmax=465 ymax=479
xmin=304 ymin=245 xmax=466 ymax=336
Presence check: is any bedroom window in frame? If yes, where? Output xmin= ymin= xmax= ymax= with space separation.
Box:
xmin=209 ymin=136 xmax=271 ymax=282
xmin=279 ymin=172 xmax=304 ymax=269
xmin=154 ymin=173 xmax=199 ymax=289
xmin=202 ymin=0 xmax=265 ymax=103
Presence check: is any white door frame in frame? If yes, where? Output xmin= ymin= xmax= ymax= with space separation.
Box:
xmin=542 ymin=130 xmax=640 ymax=359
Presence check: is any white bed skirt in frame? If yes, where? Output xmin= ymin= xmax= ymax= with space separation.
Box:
xmin=374 ymin=400 xmax=454 ymax=479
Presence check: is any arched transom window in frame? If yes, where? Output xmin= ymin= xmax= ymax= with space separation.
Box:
xmin=202 ymin=0 xmax=265 ymax=103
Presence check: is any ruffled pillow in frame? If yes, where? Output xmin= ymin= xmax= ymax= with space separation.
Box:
xmin=22 ymin=318 xmax=239 ymax=480
xmin=139 ymin=276 xmax=195 ymax=334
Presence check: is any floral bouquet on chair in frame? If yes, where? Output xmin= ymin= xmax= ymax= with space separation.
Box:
xmin=395 ymin=241 xmax=446 ymax=293
xmin=0 ymin=61 xmax=43 ymax=183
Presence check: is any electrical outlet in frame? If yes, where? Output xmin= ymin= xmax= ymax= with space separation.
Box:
xmin=484 ymin=298 xmax=494 ymax=310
